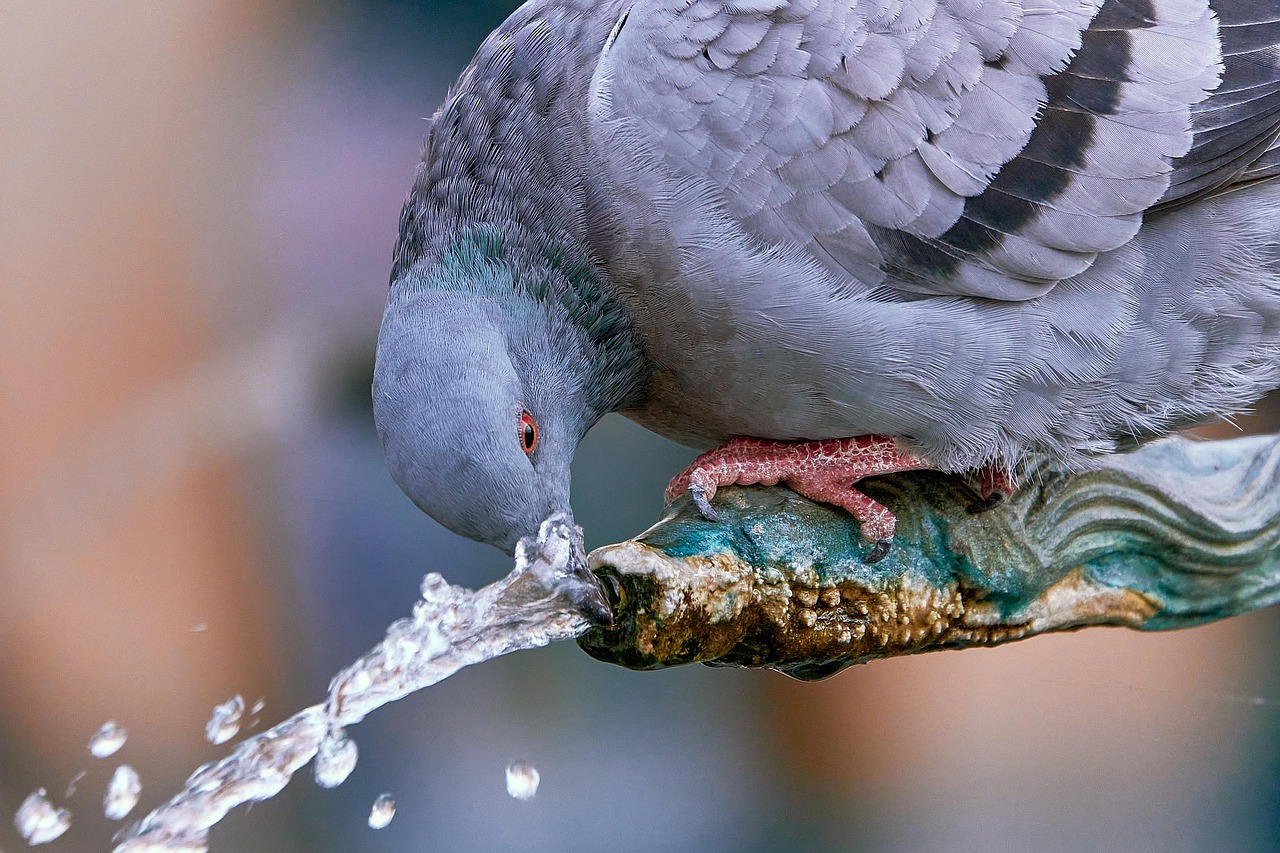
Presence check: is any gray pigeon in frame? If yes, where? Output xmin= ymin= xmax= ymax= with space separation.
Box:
xmin=374 ymin=0 xmax=1280 ymax=555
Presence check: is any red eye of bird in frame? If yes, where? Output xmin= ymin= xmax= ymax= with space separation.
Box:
xmin=519 ymin=410 xmax=539 ymax=456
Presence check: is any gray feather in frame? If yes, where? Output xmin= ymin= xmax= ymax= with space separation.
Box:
xmin=1158 ymin=0 xmax=1280 ymax=207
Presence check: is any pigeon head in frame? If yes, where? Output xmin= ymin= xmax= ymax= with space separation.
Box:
xmin=373 ymin=270 xmax=587 ymax=554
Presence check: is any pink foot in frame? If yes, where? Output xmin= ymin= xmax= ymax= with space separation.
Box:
xmin=665 ymin=436 xmax=934 ymax=548
xmin=967 ymin=465 xmax=1019 ymax=511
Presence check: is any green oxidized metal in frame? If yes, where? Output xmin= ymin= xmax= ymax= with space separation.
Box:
xmin=578 ymin=435 xmax=1280 ymax=680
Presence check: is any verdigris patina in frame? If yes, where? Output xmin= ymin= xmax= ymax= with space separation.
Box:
xmin=579 ymin=435 xmax=1280 ymax=680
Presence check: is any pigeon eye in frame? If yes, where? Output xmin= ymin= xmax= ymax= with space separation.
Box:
xmin=519 ymin=410 xmax=539 ymax=456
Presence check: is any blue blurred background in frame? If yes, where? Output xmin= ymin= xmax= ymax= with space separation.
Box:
xmin=1 ymin=2 xmax=1277 ymax=851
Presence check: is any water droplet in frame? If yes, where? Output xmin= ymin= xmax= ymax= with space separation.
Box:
xmin=14 ymin=788 xmax=71 ymax=845
xmin=367 ymin=793 xmax=396 ymax=829
xmin=205 ymin=695 xmax=245 ymax=745
xmin=313 ymin=731 xmax=358 ymax=789
xmin=65 ymin=770 xmax=87 ymax=798
xmin=505 ymin=761 xmax=540 ymax=801
xmin=104 ymin=765 xmax=142 ymax=820
xmin=189 ymin=623 xmax=208 ymax=633
xmin=90 ymin=720 xmax=128 ymax=758
xmin=250 ymin=697 xmax=266 ymax=715
xmin=420 ymin=573 xmax=451 ymax=601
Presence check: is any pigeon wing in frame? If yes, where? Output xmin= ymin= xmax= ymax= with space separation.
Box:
xmin=1156 ymin=0 xmax=1280 ymax=208
xmin=592 ymin=0 xmax=1229 ymax=300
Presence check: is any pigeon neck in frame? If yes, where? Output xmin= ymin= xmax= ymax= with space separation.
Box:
xmin=398 ymin=227 xmax=650 ymax=426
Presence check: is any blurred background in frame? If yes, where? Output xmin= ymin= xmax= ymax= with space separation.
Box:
xmin=1 ymin=2 xmax=1278 ymax=851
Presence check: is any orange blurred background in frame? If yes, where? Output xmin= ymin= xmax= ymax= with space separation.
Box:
xmin=2 ymin=3 xmax=1277 ymax=851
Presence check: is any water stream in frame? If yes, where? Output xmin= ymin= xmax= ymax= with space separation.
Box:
xmin=107 ymin=515 xmax=609 ymax=853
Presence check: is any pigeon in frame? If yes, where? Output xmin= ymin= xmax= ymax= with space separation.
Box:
xmin=373 ymin=0 xmax=1280 ymax=555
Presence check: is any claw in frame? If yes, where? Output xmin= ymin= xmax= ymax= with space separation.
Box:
xmin=689 ymin=483 xmax=721 ymax=521
xmin=967 ymin=491 xmax=1006 ymax=514
xmin=864 ymin=539 xmax=891 ymax=564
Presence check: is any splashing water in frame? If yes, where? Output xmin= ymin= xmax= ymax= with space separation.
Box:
xmin=110 ymin=516 xmax=609 ymax=852
xmin=205 ymin=696 xmax=245 ymax=745
xmin=114 ymin=836 xmax=209 ymax=853
xmin=105 ymin=766 xmax=142 ymax=820
xmin=114 ymin=710 xmax=326 ymax=853
xmin=312 ymin=731 xmax=358 ymax=789
xmin=66 ymin=771 xmax=88 ymax=798
xmin=367 ymin=793 xmax=396 ymax=829
xmin=14 ymin=789 xmax=71 ymax=845
xmin=90 ymin=721 xmax=128 ymax=758
xmin=505 ymin=761 xmax=540 ymax=801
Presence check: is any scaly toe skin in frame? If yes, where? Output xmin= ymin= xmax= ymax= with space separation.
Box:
xmin=667 ymin=434 xmax=932 ymax=538
xmin=664 ymin=468 xmax=691 ymax=505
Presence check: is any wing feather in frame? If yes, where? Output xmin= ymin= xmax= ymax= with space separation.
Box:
xmin=1156 ymin=0 xmax=1280 ymax=207
xmin=594 ymin=0 xmax=1263 ymax=300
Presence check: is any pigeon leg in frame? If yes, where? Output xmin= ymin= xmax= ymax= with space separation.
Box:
xmin=966 ymin=465 xmax=1019 ymax=512
xmin=665 ymin=436 xmax=934 ymax=546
